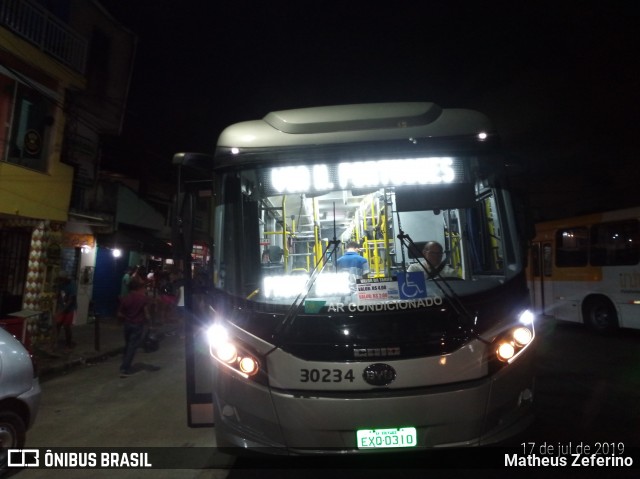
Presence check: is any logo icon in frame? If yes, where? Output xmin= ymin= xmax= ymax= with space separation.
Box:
xmin=353 ymin=347 xmax=401 ymax=358
xmin=8 ymin=449 xmax=40 ymax=467
xmin=362 ymin=363 xmax=397 ymax=386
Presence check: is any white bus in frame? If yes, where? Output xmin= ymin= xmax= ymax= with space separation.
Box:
xmin=173 ymin=102 xmax=536 ymax=454
xmin=529 ymin=207 xmax=640 ymax=333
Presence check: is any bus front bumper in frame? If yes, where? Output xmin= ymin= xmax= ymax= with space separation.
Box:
xmin=212 ymin=354 xmax=535 ymax=454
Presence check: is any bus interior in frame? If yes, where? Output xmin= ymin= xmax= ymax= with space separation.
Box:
xmin=216 ymin=159 xmax=515 ymax=304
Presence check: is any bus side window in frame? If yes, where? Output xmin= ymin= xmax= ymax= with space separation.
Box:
xmin=590 ymin=220 xmax=640 ymax=266
xmin=555 ymin=227 xmax=588 ymax=267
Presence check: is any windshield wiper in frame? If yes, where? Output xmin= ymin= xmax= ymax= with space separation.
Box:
xmin=272 ymin=202 xmax=344 ymax=345
xmin=396 ymin=227 xmax=486 ymax=342
xmin=272 ymin=238 xmax=340 ymax=345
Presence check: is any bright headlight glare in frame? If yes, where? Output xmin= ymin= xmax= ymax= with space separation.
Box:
xmin=239 ymin=357 xmax=258 ymax=375
xmin=216 ymin=342 xmax=237 ymax=363
xmin=497 ymin=342 xmax=515 ymax=361
xmin=519 ymin=309 xmax=535 ymax=325
xmin=494 ymin=321 xmax=535 ymax=365
xmin=206 ymin=324 xmax=229 ymax=348
xmin=513 ymin=326 xmax=533 ymax=346
xmin=206 ymin=324 xmax=262 ymax=379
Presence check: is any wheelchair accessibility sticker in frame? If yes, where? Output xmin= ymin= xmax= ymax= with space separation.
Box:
xmin=397 ymin=272 xmax=427 ymax=299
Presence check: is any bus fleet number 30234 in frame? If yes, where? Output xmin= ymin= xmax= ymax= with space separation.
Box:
xmin=300 ymin=368 xmax=356 ymax=383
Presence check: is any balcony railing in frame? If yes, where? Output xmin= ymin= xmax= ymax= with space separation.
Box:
xmin=0 ymin=0 xmax=87 ymax=74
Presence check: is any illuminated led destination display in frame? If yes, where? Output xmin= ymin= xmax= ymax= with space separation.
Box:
xmin=266 ymin=157 xmax=465 ymax=195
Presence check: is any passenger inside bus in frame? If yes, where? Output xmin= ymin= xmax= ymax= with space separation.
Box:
xmin=407 ymin=241 xmax=457 ymax=278
xmin=336 ymin=241 xmax=370 ymax=279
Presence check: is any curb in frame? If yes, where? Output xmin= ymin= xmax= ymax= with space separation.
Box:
xmin=38 ymin=346 xmax=124 ymax=382
xmin=36 ymin=326 xmax=177 ymax=382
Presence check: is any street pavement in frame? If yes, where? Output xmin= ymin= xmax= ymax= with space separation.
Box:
xmin=32 ymin=317 xmax=182 ymax=382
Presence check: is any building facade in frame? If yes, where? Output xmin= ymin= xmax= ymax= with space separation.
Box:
xmin=0 ymin=0 xmax=140 ymax=335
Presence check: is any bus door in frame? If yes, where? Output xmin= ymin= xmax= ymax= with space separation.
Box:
xmin=172 ymin=152 xmax=216 ymax=428
xmin=530 ymin=241 xmax=554 ymax=315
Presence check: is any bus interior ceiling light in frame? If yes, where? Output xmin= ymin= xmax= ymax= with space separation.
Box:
xmin=315 ymin=272 xmax=351 ymax=296
xmin=263 ymin=272 xmax=352 ymax=298
xmin=263 ymin=275 xmax=308 ymax=299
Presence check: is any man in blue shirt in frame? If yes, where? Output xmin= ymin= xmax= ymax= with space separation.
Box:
xmin=336 ymin=241 xmax=370 ymax=278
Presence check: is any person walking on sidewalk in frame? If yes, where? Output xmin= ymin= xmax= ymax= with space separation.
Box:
xmin=117 ymin=277 xmax=151 ymax=377
xmin=120 ymin=266 xmax=133 ymax=299
xmin=55 ymin=270 xmax=77 ymax=350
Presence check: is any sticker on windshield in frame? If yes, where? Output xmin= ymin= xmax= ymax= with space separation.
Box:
xmin=396 ymin=272 xmax=427 ymax=299
xmin=356 ymin=277 xmax=399 ymax=303
xmin=304 ymin=300 xmax=326 ymax=314
xmin=304 ymin=274 xmax=437 ymax=313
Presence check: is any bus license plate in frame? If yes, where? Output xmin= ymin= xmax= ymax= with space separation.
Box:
xmin=356 ymin=427 xmax=417 ymax=449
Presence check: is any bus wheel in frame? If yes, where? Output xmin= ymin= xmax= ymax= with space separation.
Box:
xmin=583 ymin=297 xmax=618 ymax=334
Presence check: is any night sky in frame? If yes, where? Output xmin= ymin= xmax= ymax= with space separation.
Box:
xmin=100 ymin=1 xmax=639 ymax=221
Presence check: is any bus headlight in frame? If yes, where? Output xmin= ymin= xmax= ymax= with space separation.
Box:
xmin=494 ymin=310 xmax=535 ymax=364
xmin=216 ymin=342 xmax=238 ymax=363
xmin=518 ymin=309 xmax=535 ymax=325
xmin=239 ymin=356 xmax=259 ymax=375
xmin=496 ymin=342 xmax=516 ymax=361
xmin=206 ymin=324 xmax=262 ymax=379
xmin=512 ymin=326 xmax=533 ymax=346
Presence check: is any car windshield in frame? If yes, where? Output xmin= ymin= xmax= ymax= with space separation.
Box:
xmin=212 ymin=158 xmax=520 ymax=308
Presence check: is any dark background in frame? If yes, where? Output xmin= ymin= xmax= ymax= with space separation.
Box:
xmin=100 ymin=0 xmax=639 ymax=221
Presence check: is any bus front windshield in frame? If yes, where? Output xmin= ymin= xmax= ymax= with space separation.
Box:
xmin=213 ymin=156 xmax=521 ymax=307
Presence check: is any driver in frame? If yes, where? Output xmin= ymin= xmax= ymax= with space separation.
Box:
xmin=407 ymin=241 xmax=457 ymax=278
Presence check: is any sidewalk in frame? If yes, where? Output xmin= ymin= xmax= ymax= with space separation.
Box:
xmin=32 ymin=317 xmax=180 ymax=381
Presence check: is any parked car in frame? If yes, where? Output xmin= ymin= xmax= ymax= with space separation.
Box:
xmin=0 ymin=325 xmax=41 ymax=468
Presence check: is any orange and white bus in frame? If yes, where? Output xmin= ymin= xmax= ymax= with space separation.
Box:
xmin=528 ymin=207 xmax=640 ymax=333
